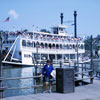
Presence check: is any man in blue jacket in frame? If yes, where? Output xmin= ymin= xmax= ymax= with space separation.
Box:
xmin=42 ymin=59 xmax=54 ymax=93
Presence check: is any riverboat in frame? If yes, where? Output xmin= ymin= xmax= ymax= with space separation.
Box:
xmin=1 ymin=13 xmax=87 ymax=66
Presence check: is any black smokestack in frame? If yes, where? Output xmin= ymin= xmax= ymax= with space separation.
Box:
xmin=74 ymin=11 xmax=77 ymax=38
xmin=60 ymin=13 xmax=63 ymax=24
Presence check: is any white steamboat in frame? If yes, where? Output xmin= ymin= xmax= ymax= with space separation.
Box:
xmin=2 ymin=12 xmax=88 ymax=66
xmin=2 ymin=24 xmax=86 ymax=66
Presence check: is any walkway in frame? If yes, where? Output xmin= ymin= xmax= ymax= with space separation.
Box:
xmin=1 ymin=78 xmax=100 ymax=100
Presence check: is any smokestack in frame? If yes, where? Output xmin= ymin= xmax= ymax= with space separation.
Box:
xmin=74 ymin=11 xmax=77 ymax=38
xmin=60 ymin=13 xmax=63 ymax=24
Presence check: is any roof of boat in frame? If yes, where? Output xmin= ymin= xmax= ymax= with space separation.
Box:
xmin=51 ymin=24 xmax=67 ymax=29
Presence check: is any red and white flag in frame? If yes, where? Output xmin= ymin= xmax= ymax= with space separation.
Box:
xmin=4 ymin=17 xmax=9 ymax=22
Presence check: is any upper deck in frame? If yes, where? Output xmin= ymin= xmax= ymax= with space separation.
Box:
xmin=33 ymin=24 xmax=84 ymax=44
xmin=2 ymin=24 xmax=85 ymax=54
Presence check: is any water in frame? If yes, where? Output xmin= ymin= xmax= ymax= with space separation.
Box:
xmin=2 ymin=66 xmax=38 ymax=97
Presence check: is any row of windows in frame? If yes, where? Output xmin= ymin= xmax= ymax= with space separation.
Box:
xmin=3 ymin=40 xmax=15 ymax=44
xmin=22 ymin=40 xmax=84 ymax=49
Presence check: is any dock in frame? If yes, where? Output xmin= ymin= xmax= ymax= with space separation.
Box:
xmin=1 ymin=78 xmax=100 ymax=100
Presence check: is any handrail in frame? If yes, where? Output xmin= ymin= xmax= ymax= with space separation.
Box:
xmin=0 ymin=75 xmax=43 ymax=81
xmin=0 ymin=85 xmax=43 ymax=90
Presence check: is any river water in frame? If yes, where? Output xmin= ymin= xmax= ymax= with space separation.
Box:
xmin=2 ymin=66 xmax=40 ymax=97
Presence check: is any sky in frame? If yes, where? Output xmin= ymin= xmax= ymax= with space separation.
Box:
xmin=0 ymin=0 xmax=100 ymax=37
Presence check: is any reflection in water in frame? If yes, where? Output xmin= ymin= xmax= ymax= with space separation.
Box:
xmin=2 ymin=66 xmax=35 ymax=97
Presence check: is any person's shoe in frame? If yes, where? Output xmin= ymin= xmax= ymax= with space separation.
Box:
xmin=48 ymin=90 xmax=52 ymax=93
xmin=43 ymin=90 xmax=48 ymax=93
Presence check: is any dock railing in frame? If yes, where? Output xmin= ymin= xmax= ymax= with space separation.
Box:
xmin=62 ymin=61 xmax=94 ymax=84
xmin=74 ymin=62 xmax=94 ymax=84
xmin=0 ymin=75 xmax=43 ymax=98
xmin=39 ymin=60 xmax=94 ymax=84
xmin=0 ymin=61 xmax=94 ymax=98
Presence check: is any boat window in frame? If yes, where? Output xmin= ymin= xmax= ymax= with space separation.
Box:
xmin=76 ymin=44 xmax=78 ymax=48
xmin=56 ymin=44 xmax=59 ymax=49
xmin=3 ymin=41 xmax=5 ymax=43
xmin=65 ymin=54 xmax=69 ymax=59
xmin=27 ymin=41 xmax=34 ymax=47
xmin=19 ymin=52 xmax=21 ymax=56
xmin=49 ymin=54 xmax=55 ymax=60
xmin=60 ymin=44 xmax=62 ymax=49
xmin=57 ymin=54 xmax=62 ymax=60
xmin=34 ymin=54 xmax=40 ymax=60
xmin=69 ymin=45 xmax=72 ymax=49
xmin=7 ymin=40 xmax=8 ymax=44
xmin=52 ymin=44 xmax=55 ymax=49
xmin=41 ymin=42 xmax=44 ymax=48
xmin=67 ymin=45 xmax=69 ymax=49
xmin=34 ymin=42 xmax=36 ymax=47
xmin=30 ymin=42 xmax=33 ymax=47
xmin=59 ymin=28 xmax=63 ymax=31
xmin=32 ymin=42 xmax=34 ymax=47
xmin=81 ymin=44 xmax=84 ymax=49
xmin=45 ymin=43 xmax=48 ymax=48
xmin=35 ymin=42 xmax=39 ymax=48
xmin=49 ymin=43 xmax=51 ymax=48
xmin=41 ymin=54 xmax=48 ymax=60
xmin=70 ymin=54 xmax=75 ymax=59
xmin=52 ymin=28 xmax=58 ymax=34
xmin=27 ymin=41 xmax=30 ymax=47
xmin=63 ymin=45 xmax=67 ymax=49
xmin=78 ymin=44 xmax=81 ymax=49
xmin=73 ymin=44 xmax=75 ymax=49
xmin=10 ymin=41 xmax=12 ymax=43
xmin=22 ymin=40 xmax=26 ymax=46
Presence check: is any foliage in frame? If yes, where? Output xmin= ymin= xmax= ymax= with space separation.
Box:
xmin=84 ymin=35 xmax=100 ymax=51
xmin=40 ymin=29 xmax=50 ymax=33
xmin=84 ymin=36 xmax=91 ymax=51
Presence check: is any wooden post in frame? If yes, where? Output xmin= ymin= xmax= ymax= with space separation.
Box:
xmin=90 ymin=35 xmax=93 ymax=84
xmin=34 ymin=79 xmax=37 ymax=94
xmin=35 ymin=42 xmax=38 ymax=76
xmin=82 ymin=63 xmax=84 ymax=85
xmin=60 ymin=61 xmax=62 ymax=68
xmin=0 ymin=32 xmax=3 ymax=98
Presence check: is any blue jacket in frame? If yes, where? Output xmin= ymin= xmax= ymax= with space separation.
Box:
xmin=42 ymin=64 xmax=54 ymax=77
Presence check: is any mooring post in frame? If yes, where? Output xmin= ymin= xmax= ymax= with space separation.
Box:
xmin=60 ymin=61 xmax=62 ymax=68
xmin=34 ymin=78 xmax=37 ymax=94
xmin=35 ymin=42 xmax=39 ymax=76
xmin=90 ymin=35 xmax=93 ymax=84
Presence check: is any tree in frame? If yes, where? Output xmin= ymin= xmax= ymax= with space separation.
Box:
xmin=23 ymin=29 xmax=28 ymax=32
xmin=40 ymin=29 xmax=50 ymax=33
xmin=84 ymin=36 xmax=91 ymax=51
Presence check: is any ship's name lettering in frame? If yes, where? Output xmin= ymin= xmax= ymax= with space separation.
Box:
xmin=24 ymin=54 xmax=31 ymax=58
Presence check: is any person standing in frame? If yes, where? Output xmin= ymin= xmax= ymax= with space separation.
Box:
xmin=41 ymin=60 xmax=54 ymax=93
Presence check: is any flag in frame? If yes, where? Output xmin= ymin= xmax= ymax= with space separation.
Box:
xmin=4 ymin=17 xmax=9 ymax=22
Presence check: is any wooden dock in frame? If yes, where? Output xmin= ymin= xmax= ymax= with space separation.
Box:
xmin=1 ymin=78 xmax=100 ymax=100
